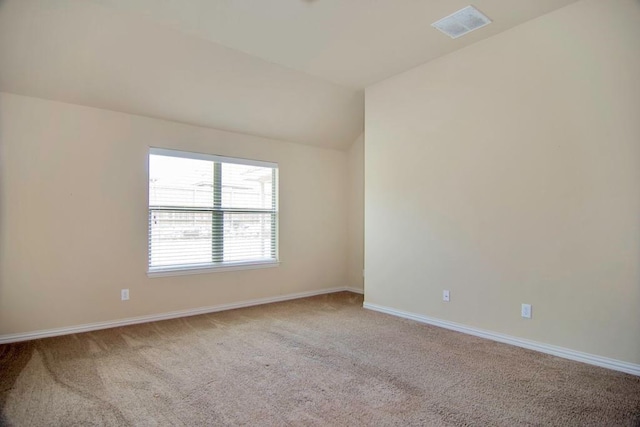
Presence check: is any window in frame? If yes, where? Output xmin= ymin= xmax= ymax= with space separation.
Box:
xmin=148 ymin=148 xmax=278 ymax=275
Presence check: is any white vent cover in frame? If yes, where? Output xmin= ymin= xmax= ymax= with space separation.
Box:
xmin=431 ymin=6 xmax=492 ymax=39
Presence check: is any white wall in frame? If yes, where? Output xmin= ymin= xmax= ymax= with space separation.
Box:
xmin=0 ymin=93 xmax=349 ymax=335
xmin=347 ymin=134 xmax=364 ymax=291
xmin=365 ymin=0 xmax=640 ymax=364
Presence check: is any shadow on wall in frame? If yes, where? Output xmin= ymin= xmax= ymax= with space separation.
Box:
xmin=0 ymin=96 xmax=5 ymax=297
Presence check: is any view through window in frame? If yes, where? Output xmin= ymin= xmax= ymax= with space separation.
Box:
xmin=148 ymin=148 xmax=278 ymax=273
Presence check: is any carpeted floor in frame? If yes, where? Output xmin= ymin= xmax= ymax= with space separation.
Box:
xmin=1 ymin=292 xmax=639 ymax=426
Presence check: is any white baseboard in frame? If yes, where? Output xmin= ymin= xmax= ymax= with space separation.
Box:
xmin=344 ymin=287 xmax=364 ymax=294
xmin=363 ymin=302 xmax=640 ymax=377
xmin=0 ymin=286 xmax=360 ymax=345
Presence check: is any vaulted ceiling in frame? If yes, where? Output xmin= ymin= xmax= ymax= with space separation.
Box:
xmin=0 ymin=0 xmax=578 ymax=149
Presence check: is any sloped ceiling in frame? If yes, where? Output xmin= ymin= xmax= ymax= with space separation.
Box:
xmin=0 ymin=0 xmax=363 ymax=149
xmin=0 ymin=0 xmax=578 ymax=149
xmin=86 ymin=0 xmax=580 ymax=88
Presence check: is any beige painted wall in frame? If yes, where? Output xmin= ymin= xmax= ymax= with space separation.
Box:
xmin=0 ymin=93 xmax=349 ymax=335
xmin=365 ymin=0 xmax=640 ymax=364
xmin=347 ymin=134 xmax=364 ymax=291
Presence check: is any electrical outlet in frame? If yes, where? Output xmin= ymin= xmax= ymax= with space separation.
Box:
xmin=121 ymin=289 xmax=130 ymax=301
xmin=521 ymin=303 xmax=532 ymax=319
xmin=443 ymin=290 xmax=450 ymax=302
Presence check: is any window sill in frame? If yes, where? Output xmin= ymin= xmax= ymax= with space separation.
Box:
xmin=147 ymin=261 xmax=280 ymax=278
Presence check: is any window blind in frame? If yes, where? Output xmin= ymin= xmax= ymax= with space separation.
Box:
xmin=148 ymin=148 xmax=278 ymax=273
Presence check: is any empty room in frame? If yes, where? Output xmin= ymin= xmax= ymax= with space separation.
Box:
xmin=1 ymin=0 xmax=639 ymax=425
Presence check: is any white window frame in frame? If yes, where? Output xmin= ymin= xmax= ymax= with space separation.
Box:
xmin=147 ymin=147 xmax=279 ymax=277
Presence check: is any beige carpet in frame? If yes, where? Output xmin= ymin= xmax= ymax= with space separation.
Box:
xmin=1 ymin=292 xmax=639 ymax=426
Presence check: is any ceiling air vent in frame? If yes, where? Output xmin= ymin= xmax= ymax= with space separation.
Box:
xmin=431 ymin=5 xmax=492 ymax=39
